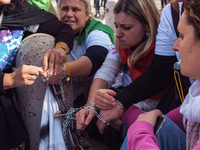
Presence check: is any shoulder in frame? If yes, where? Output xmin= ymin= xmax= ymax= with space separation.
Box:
xmin=87 ymin=30 xmax=110 ymax=39
xmin=85 ymin=30 xmax=112 ymax=49
xmin=155 ymin=3 xmax=182 ymax=56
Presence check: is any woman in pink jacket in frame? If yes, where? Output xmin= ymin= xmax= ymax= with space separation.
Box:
xmin=127 ymin=0 xmax=200 ymax=149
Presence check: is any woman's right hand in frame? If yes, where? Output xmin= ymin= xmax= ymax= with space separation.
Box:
xmin=4 ymin=65 xmax=44 ymax=89
xmin=76 ymin=107 xmax=95 ymax=130
xmin=135 ymin=109 xmax=163 ymax=128
xmin=95 ymin=89 xmax=117 ymax=109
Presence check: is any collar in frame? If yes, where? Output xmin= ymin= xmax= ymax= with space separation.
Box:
xmin=180 ymin=80 xmax=200 ymax=122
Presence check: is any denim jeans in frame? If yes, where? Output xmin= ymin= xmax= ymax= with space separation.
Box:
xmin=95 ymin=0 xmax=100 ymax=14
xmin=120 ymin=115 xmax=186 ymax=150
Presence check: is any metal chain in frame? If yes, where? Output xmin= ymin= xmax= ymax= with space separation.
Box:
xmin=40 ymin=68 xmax=51 ymax=82
xmin=115 ymin=102 xmax=124 ymax=109
xmin=84 ymin=106 xmax=110 ymax=126
xmin=39 ymin=68 xmax=110 ymax=145
xmin=40 ymin=66 xmax=66 ymax=102
xmin=61 ymin=104 xmax=110 ymax=145
xmin=62 ymin=106 xmax=85 ymax=145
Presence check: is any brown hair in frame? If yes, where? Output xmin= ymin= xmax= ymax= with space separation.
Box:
xmin=3 ymin=0 xmax=30 ymax=16
xmin=184 ymin=0 xmax=200 ymax=39
xmin=171 ymin=0 xmax=180 ymax=13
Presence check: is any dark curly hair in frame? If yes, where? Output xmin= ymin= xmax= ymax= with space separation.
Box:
xmin=184 ymin=0 xmax=200 ymax=39
xmin=3 ymin=0 xmax=31 ymax=16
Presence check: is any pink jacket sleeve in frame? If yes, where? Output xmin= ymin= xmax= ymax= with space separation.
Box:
xmin=127 ymin=121 xmax=160 ymax=150
xmin=166 ymin=106 xmax=185 ymax=131
xmin=193 ymin=139 xmax=200 ymax=150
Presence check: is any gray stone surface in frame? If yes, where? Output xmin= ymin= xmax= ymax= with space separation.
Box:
xmin=15 ymin=33 xmax=73 ymax=149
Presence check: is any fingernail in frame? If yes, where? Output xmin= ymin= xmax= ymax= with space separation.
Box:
xmin=112 ymin=102 xmax=115 ymax=105
xmin=54 ymin=72 xmax=57 ymax=76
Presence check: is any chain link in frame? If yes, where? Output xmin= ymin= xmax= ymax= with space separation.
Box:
xmin=115 ymin=102 xmax=124 ymax=109
xmin=40 ymin=68 xmax=51 ymax=82
xmin=61 ymin=104 xmax=110 ymax=145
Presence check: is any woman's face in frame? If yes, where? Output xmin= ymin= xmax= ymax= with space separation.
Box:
xmin=59 ymin=0 xmax=89 ymax=33
xmin=114 ymin=12 xmax=148 ymax=49
xmin=0 ymin=0 xmax=11 ymax=5
xmin=173 ymin=11 xmax=200 ymax=80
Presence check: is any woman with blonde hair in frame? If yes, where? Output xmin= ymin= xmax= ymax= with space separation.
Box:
xmin=76 ymin=0 xmax=161 ymax=135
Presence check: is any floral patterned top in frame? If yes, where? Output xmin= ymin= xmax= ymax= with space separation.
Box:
xmin=0 ymin=25 xmax=37 ymax=71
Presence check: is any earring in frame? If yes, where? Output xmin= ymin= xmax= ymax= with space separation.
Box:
xmin=146 ymin=30 xmax=150 ymax=37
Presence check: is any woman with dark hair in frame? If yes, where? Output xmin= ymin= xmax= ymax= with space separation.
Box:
xmin=0 ymin=0 xmax=74 ymax=149
xmin=127 ymin=0 xmax=200 ymax=149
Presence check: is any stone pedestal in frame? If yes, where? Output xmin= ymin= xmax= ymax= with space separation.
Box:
xmin=14 ymin=33 xmax=73 ymax=149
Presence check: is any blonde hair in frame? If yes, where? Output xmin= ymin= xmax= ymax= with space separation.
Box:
xmin=114 ymin=0 xmax=160 ymax=68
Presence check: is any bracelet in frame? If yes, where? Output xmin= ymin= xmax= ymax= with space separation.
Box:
xmin=56 ymin=44 xmax=67 ymax=56
xmin=85 ymin=103 xmax=95 ymax=107
xmin=115 ymin=102 xmax=124 ymax=109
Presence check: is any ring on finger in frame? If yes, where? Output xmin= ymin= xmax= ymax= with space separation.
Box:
xmin=31 ymin=75 xmax=33 ymax=81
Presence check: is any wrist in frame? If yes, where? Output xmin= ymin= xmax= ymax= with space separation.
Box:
xmin=56 ymin=44 xmax=67 ymax=56
xmin=57 ymin=64 xmax=66 ymax=83
xmin=3 ymin=73 xmax=13 ymax=89
xmin=63 ymin=62 xmax=70 ymax=82
xmin=85 ymin=102 xmax=96 ymax=111
xmin=56 ymin=43 xmax=70 ymax=55
xmin=115 ymin=100 xmax=125 ymax=110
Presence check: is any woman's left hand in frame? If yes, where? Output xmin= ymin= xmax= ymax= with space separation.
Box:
xmin=135 ymin=109 xmax=163 ymax=128
xmin=95 ymin=89 xmax=117 ymax=109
